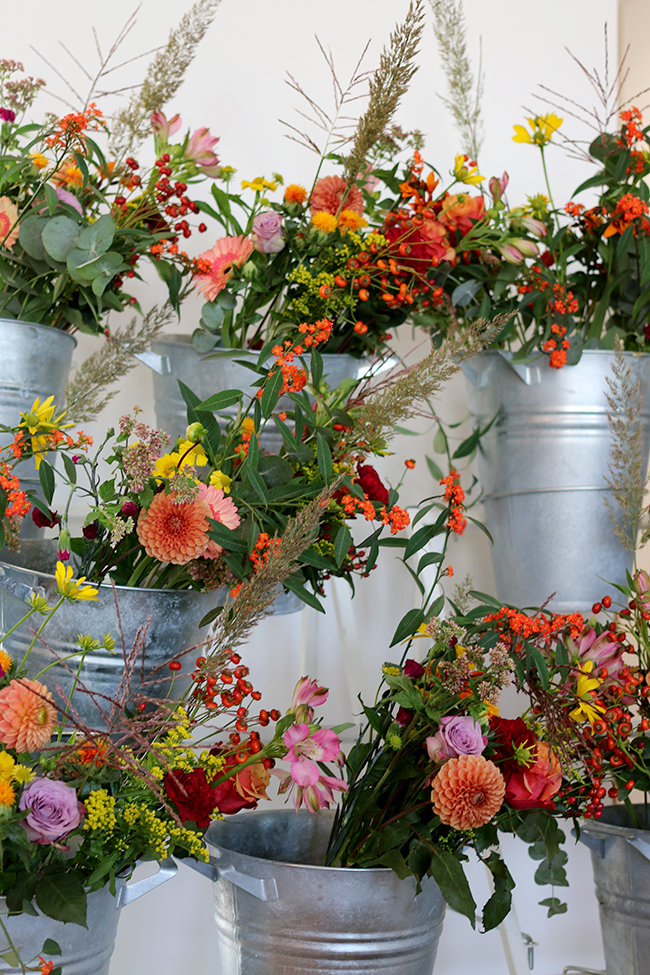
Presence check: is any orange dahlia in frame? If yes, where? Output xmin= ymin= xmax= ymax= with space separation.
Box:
xmin=431 ymin=753 xmax=505 ymax=830
xmin=309 ymin=175 xmax=364 ymax=216
xmin=137 ymin=491 xmax=211 ymax=565
xmin=0 ymin=678 xmax=57 ymax=752
xmin=0 ymin=196 xmax=19 ymax=250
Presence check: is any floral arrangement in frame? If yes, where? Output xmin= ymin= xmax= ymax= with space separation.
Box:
xmin=0 ymin=504 xmax=349 ymax=972
xmin=0 ymin=317 xmax=425 ymax=611
xmin=0 ymin=59 xmax=221 ymax=335
xmin=417 ymin=104 xmax=650 ymax=368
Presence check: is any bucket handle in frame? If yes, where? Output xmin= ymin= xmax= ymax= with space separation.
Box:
xmin=133 ymin=351 xmax=172 ymax=376
xmin=116 ymin=858 xmax=178 ymax=909
xmin=0 ymin=566 xmax=44 ymax=604
xmin=183 ymin=856 xmax=279 ymax=902
xmin=574 ymin=825 xmax=650 ymax=862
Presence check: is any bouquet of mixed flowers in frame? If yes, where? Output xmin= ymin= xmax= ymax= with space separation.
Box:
xmin=0 ymin=509 xmax=349 ymax=972
xmin=416 ymin=104 xmax=650 ymax=368
xmin=0 ymin=59 xmax=222 ymax=335
xmin=0 ymin=313 xmax=429 ymax=613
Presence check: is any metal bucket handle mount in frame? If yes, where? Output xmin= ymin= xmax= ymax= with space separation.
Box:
xmin=116 ymin=858 xmax=178 ymax=909
xmin=575 ymin=822 xmax=650 ymax=862
xmin=184 ymin=854 xmax=278 ymax=902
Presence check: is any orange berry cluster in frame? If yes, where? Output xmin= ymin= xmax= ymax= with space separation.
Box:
xmin=440 ymin=468 xmax=466 ymax=535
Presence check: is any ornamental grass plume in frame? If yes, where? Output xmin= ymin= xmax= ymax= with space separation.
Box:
xmin=430 ymin=752 xmax=506 ymax=829
xmin=342 ymin=0 xmax=425 ymax=189
xmin=0 ymin=678 xmax=57 ymax=752
xmin=604 ymin=341 xmax=650 ymax=551
xmin=136 ymin=491 xmax=211 ymax=564
xmin=64 ymin=304 xmax=175 ymax=424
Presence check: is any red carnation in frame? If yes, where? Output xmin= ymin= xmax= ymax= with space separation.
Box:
xmin=489 ymin=717 xmax=537 ymax=776
xmin=32 ymin=507 xmax=60 ymax=529
xmin=164 ymin=768 xmax=218 ymax=828
xmin=356 ymin=464 xmax=389 ymax=505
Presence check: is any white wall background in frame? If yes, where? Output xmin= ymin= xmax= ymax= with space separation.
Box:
xmin=4 ymin=1 xmax=627 ymax=971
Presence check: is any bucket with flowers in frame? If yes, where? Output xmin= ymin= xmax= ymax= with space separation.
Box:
xmin=0 ymin=490 xmax=353 ymax=975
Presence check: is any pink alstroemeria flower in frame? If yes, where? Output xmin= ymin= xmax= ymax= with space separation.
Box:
xmin=289 ymin=677 xmax=329 ymax=723
xmin=150 ymin=111 xmax=182 ymax=139
xmin=635 ymin=570 xmax=650 ymax=612
xmin=519 ymin=215 xmax=547 ymax=238
xmin=187 ymin=127 xmax=220 ymax=172
xmin=275 ymin=769 xmax=348 ymax=812
xmin=569 ymin=626 xmax=626 ymax=686
xmin=283 ymin=724 xmax=341 ymax=787
xmin=488 ymin=172 xmax=509 ymax=201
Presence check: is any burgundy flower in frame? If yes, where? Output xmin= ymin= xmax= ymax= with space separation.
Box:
xmin=356 ymin=464 xmax=389 ymax=505
xmin=83 ymin=523 xmax=99 ymax=539
xmin=403 ymin=659 xmax=425 ymax=679
xmin=164 ymin=768 xmax=218 ymax=827
xmin=0 ymin=108 xmax=15 ymax=123
xmin=489 ymin=716 xmax=537 ymax=777
xmin=121 ymin=500 xmax=139 ymax=518
xmin=32 ymin=507 xmax=60 ymax=529
xmin=396 ymin=706 xmax=413 ymax=726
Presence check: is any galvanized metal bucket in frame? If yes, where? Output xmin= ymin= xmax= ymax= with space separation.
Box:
xmin=137 ymin=334 xmax=367 ymax=448
xmin=463 ymin=350 xmax=650 ymax=614
xmin=0 ymin=319 xmax=76 ymax=539
xmin=191 ymin=809 xmax=446 ymax=974
xmin=578 ymin=804 xmax=650 ymax=975
xmin=0 ymin=859 xmax=176 ymax=975
xmin=0 ymin=555 xmax=217 ymax=728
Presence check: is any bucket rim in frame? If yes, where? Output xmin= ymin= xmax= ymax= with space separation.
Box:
xmin=205 ymin=809 xmax=419 ymax=877
xmin=149 ymin=333 xmax=365 ymax=364
xmin=469 ymin=348 xmax=650 ymax=362
xmin=0 ymin=317 xmax=78 ymax=349
xmin=0 ymin=558 xmax=219 ymax=598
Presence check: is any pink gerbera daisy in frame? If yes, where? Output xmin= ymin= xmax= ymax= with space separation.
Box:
xmin=198 ymin=483 xmax=241 ymax=559
xmin=0 ymin=196 xmax=19 ymax=250
xmin=194 ymin=235 xmax=254 ymax=301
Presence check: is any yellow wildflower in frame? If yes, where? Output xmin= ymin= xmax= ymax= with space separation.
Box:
xmin=55 ymin=561 xmax=99 ymax=601
xmin=210 ymin=470 xmax=231 ymax=494
xmin=569 ymin=661 xmax=605 ymax=726
xmin=12 ymin=764 xmax=34 ymax=784
xmin=0 ymin=752 xmax=15 ymax=781
xmin=30 ymin=153 xmax=49 ymax=170
xmin=152 ymin=452 xmax=182 ymax=480
xmin=177 ymin=440 xmax=208 ymax=467
xmin=18 ymin=396 xmax=71 ymax=469
xmin=241 ymin=417 xmax=255 ymax=433
xmin=0 ymin=649 xmax=11 ymax=673
xmin=382 ymin=666 xmax=400 ymax=676
xmin=83 ymin=789 xmax=117 ymax=832
xmin=241 ymin=177 xmax=278 ymax=193
xmin=452 ymin=154 xmax=484 ymax=185
xmin=512 ymin=114 xmax=563 ymax=147
xmin=311 ymin=212 xmax=337 ymax=234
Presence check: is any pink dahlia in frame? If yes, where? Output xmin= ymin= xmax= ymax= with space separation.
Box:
xmin=0 ymin=196 xmax=19 ymax=250
xmin=194 ymin=235 xmax=254 ymax=301
xmin=310 ymin=176 xmax=364 ymax=217
xmin=0 ymin=678 xmax=57 ymax=752
xmin=198 ymin=483 xmax=241 ymax=559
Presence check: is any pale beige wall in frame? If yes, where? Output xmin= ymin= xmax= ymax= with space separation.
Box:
xmin=619 ymin=0 xmax=650 ymax=109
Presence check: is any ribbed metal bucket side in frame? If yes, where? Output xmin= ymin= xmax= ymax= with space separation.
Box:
xmin=0 ymin=881 xmax=123 ymax=975
xmin=206 ymin=810 xmax=446 ymax=975
xmin=147 ymin=335 xmax=365 ymax=449
xmin=463 ymin=351 xmax=650 ymax=614
xmin=0 ymin=319 xmax=77 ymax=539
xmin=579 ymin=804 xmax=650 ymax=975
xmin=0 ymin=560 xmax=217 ymax=728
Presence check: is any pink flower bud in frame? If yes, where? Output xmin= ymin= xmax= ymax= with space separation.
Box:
xmin=519 ymin=215 xmax=547 ymax=238
xmin=488 ymin=172 xmax=509 ymax=201
xmin=497 ymin=242 xmax=524 ymax=264
xmin=150 ymin=111 xmax=182 ymax=139
xmin=510 ymin=237 xmax=539 ymax=258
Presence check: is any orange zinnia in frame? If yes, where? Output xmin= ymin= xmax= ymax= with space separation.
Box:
xmin=0 ymin=678 xmax=57 ymax=752
xmin=137 ymin=491 xmax=211 ymax=565
xmin=431 ymin=753 xmax=505 ymax=830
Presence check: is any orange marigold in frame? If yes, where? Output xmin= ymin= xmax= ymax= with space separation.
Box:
xmin=431 ymin=753 xmax=505 ymax=829
xmin=0 ymin=678 xmax=57 ymax=752
xmin=284 ymin=184 xmax=307 ymax=204
xmin=137 ymin=491 xmax=211 ymax=565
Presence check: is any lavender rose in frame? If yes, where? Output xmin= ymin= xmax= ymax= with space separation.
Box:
xmin=426 ymin=716 xmax=487 ymax=762
xmin=19 ymin=777 xmax=84 ymax=844
xmin=252 ymin=212 xmax=284 ymax=254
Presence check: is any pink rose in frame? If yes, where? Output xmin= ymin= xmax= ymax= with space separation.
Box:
xmin=426 ymin=716 xmax=487 ymax=762
xmin=20 ymin=777 xmax=84 ymax=844
xmin=252 ymin=212 xmax=285 ymax=254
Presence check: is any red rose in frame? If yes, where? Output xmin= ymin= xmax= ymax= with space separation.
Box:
xmin=504 ymin=743 xmax=562 ymax=810
xmin=489 ymin=716 xmax=536 ymax=776
xmin=32 ymin=507 xmax=60 ymax=529
xmin=356 ymin=464 xmax=389 ymax=505
xmin=164 ymin=768 xmax=218 ymax=828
